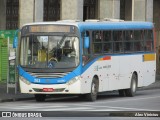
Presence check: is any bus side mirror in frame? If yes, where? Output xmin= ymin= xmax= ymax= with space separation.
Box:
xmin=84 ymin=37 xmax=89 ymax=48
xmin=13 ymin=36 xmax=18 ymax=48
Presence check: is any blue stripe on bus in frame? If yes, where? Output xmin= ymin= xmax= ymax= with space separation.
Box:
xmin=77 ymin=22 xmax=153 ymax=32
xmin=19 ymin=52 xmax=155 ymax=84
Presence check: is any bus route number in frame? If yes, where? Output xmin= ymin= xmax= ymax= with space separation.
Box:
xmin=34 ymin=79 xmax=41 ymax=83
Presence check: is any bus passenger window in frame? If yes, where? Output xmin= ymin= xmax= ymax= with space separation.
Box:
xmin=93 ymin=43 xmax=102 ymax=53
xmin=114 ymin=42 xmax=123 ymax=53
xmin=124 ymin=31 xmax=134 ymax=53
xmin=104 ymin=31 xmax=112 ymax=42
xmin=145 ymin=41 xmax=153 ymax=51
xmin=113 ymin=31 xmax=123 ymax=53
xmin=83 ymin=31 xmax=91 ymax=65
xmin=133 ymin=30 xmax=144 ymax=52
xmin=134 ymin=31 xmax=140 ymax=41
xmin=125 ymin=31 xmax=133 ymax=41
xmin=134 ymin=30 xmax=144 ymax=41
xmin=134 ymin=41 xmax=144 ymax=52
xmin=104 ymin=43 xmax=112 ymax=53
xmin=93 ymin=31 xmax=102 ymax=42
xmin=113 ymin=31 xmax=123 ymax=41
xmin=103 ymin=31 xmax=113 ymax=53
xmin=144 ymin=30 xmax=153 ymax=51
xmin=92 ymin=31 xmax=103 ymax=54
xmin=124 ymin=42 xmax=134 ymax=52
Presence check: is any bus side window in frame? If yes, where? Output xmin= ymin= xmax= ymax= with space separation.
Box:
xmin=83 ymin=31 xmax=91 ymax=65
xmin=92 ymin=31 xmax=102 ymax=54
xmin=134 ymin=30 xmax=144 ymax=52
xmin=104 ymin=31 xmax=111 ymax=42
xmin=103 ymin=31 xmax=112 ymax=53
xmin=113 ymin=31 xmax=124 ymax=53
xmin=124 ymin=31 xmax=134 ymax=53
xmin=144 ymin=30 xmax=153 ymax=51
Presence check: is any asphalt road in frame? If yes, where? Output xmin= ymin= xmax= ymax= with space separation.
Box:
xmin=0 ymin=89 xmax=160 ymax=119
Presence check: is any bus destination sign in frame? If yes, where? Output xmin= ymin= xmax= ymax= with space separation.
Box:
xmin=29 ymin=25 xmax=71 ymax=33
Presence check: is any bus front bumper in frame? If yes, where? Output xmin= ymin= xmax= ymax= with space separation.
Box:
xmin=19 ymin=77 xmax=81 ymax=94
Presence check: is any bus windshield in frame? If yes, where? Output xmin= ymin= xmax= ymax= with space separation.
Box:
xmin=20 ymin=35 xmax=79 ymax=69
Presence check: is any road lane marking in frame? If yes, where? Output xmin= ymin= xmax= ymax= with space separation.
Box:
xmin=77 ymin=95 xmax=160 ymax=106
xmin=42 ymin=107 xmax=93 ymax=111
xmin=0 ymin=105 xmax=68 ymax=110
xmin=79 ymin=104 xmax=160 ymax=111
xmin=88 ymin=109 xmax=120 ymax=111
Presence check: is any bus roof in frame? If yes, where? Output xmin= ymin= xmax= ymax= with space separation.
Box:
xmin=77 ymin=21 xmax=154 ymax=32
xmin=23 ymin=21 xmax=154 ymax=31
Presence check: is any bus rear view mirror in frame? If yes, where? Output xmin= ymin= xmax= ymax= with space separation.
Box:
xmin=84 ymin=37 xmax=89 ymax=48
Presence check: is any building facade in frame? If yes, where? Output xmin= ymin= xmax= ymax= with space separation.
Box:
xmin=0 ymin=0 xmax=159 ymax=28
xmin=0 ymin=1 xmax=158 ymax=25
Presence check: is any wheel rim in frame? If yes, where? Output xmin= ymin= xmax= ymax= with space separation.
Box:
xmin=91 ymin=82 xmax=97 ymax=96
xmin=132 ymin=78 xmax=136 ymax=93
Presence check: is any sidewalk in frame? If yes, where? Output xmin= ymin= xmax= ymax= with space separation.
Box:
xmin=0 ymin=75 xmax=160 ymax=103
xmin=0 ymin=83 xmax=34 ymax=102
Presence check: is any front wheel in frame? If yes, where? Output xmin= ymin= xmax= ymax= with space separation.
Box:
xmin=125 ymin=73 xmax=137 ymax=97
xmin=86 ymin=78 xmax=99 ymax=101
xmin=34 ymin=94 xmax=46 ymax=102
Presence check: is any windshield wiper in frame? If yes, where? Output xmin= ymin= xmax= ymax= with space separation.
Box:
xmin=58 ymin=34 xmax=67 ymax=48
xmin=48 ymin=34 xmax=68 ymax=67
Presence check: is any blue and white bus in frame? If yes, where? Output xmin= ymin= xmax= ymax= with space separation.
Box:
xmin=18 ymin=21 xmax=156 ymax=101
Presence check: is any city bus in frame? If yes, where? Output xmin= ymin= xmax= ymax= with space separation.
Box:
xmin=18 ymin=21 xmax=156 ymax=102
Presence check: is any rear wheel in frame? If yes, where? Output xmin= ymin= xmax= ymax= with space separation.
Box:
xmin=34 ymin=94 xmax=46 ymax=102
xmin=86 ymin=77 xmax=99 ymax=101
xmin=125 ymin=73 xmax=137 ymax=97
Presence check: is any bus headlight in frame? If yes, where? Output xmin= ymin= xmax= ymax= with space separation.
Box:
xmin=20 ymin=76 xmax=31 ymax=85
xmin=66 ymin=76 xmax=80 ymax=85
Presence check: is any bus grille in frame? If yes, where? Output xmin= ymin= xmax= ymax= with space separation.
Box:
xmin=27 ymin=72 xmax=70 ymax=78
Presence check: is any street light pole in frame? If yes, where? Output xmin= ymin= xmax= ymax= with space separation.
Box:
xmin=33 ymin=0 xmax=35 ymax=22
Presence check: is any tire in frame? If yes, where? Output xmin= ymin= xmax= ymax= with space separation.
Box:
xmin=35 ymin=94 xmax=46 ymax=102
xmin=125 ymin=73 xmax=137 ymax=97
xmin=118 ymin=89 xmax=126 ymax=97
xmin=86 ymin=78 xmax=99 ymax=101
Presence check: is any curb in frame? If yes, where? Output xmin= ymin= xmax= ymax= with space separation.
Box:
xmin=0 ymin=97 xmax=35 ymax=103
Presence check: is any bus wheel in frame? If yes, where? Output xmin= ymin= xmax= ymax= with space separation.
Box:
xmin=125 ymin=73 xmax=137 ymax=97
xmin=34 ymin=94 xmax=46 ymax=102
xmin=86 ymin=77 xmax=99 ymax=101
